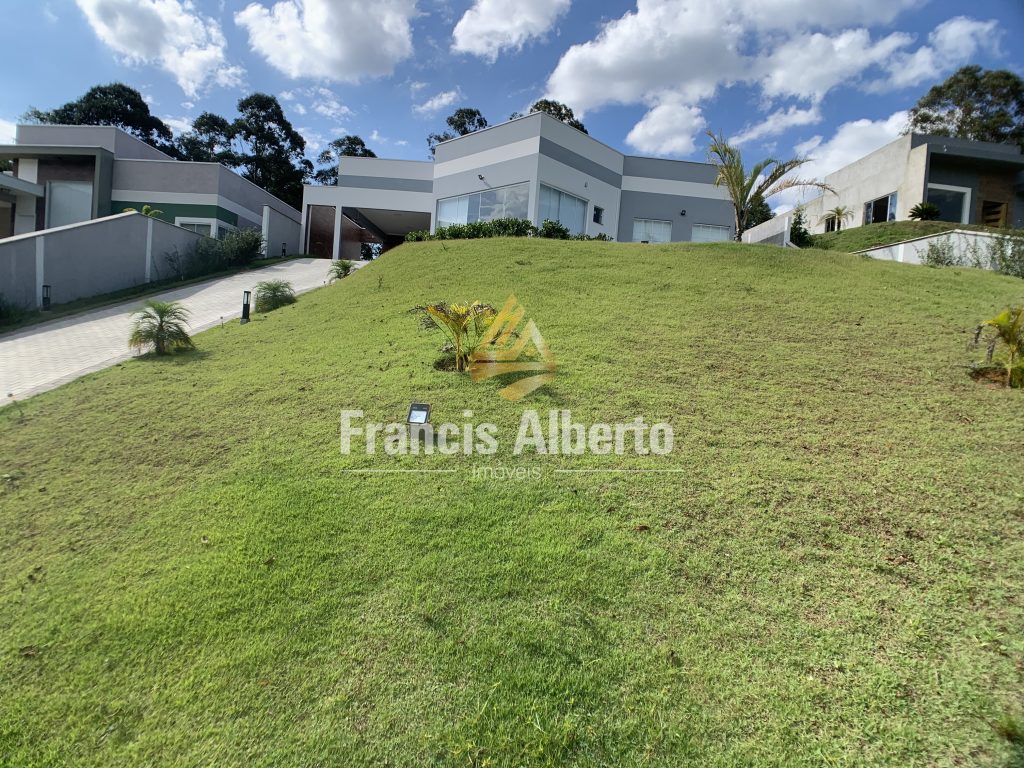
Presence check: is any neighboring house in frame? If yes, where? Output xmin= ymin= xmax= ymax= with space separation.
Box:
xmin=747 ymin=134 xmax=1024 ymax=243
xmin=0 ymin=124 xmax=300 ymax=252
xmin=301 ymin=112 xmax=735 ymax=259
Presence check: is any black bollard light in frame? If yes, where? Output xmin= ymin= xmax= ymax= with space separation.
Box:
xmin=41 ymin=285 xmax=51 ymax=311
xmin=241 ymin=290 xmax=251 ymax=324
xmin=281 ymin=242 xmax=287 ymax=257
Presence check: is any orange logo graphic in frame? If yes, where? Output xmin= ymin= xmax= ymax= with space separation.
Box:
xmin=469 ymin=295 xmax=556 ymax=401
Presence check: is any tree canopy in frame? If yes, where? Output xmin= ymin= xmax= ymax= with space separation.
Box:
xmin=24 ymin=83 xmax=174 ymax=152
xmin=428 ymin=108 xmax=489 ymax=154
xmin=907 ymin=65 xmax=1024 ymax=149
xmin=313 ymin=136 xmax=377 ymax=185
xmin=528 ymin=99 xmax=587 ymax=133
xmin=175 ymin=94 xmax=311 ymax=208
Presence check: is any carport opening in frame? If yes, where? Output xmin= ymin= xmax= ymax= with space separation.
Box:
xmin=342 ymin=207 xmax=430 ymax=260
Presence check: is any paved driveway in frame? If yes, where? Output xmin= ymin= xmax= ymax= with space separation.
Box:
xmin=1 ymin=258 xmax=363 ymax=401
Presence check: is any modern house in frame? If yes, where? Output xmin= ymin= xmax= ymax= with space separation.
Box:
xmin=0 ymin=124 xmax=301 ymax=251
xmin=746 ymin=133 xmax=1024 ymax=244
xmin=300 ymin=111 xmax=736 ymax=259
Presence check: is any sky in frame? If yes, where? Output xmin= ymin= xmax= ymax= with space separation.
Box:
xmin=2 ymin=0 xmax=1023 ymax=208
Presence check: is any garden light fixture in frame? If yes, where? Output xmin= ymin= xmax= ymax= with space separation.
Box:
xmin=241 ymin=290 xmax=251 ymax=324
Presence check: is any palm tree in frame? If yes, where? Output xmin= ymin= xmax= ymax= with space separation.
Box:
xmin=706 ymin=131 xmax=833 ymax=240
xmin=128 ymin=300 xmax=194 ymax=355
xmin=411 ymin=301 xmax=496 ymax=372
xmin=972 ymin=306 xmax=1024 ymax=388
xmin=821 ymin=205 xmax=853 ymax=232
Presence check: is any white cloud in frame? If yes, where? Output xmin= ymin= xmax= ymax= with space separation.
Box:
xmin=730 ymin=105 xmax=821 ymax=146
xmin=369 ymin=129 xmax=386 ymax=144
xmin=0 ymin=118 xmax=17 ymax=144
xmin=161 ymin=115 xmax=193 ymax=135
xmin=626 ymin=101 xmax=705 ymax=156
xmin=75 ymin=0 xmax=244 ymax=97
xmin=542 ymin=0 xmax=961 ymax=157
xmin=452 ymin=0 xmax=571 ymax=62
xmin=414 ymin=88 xmax=462 ymax=115
xmin=235 ymin=0 xmax=416 ymax=83
xmin=395 ymin=139 xmax=409 ymax=147
xmin=312 ymin=88 xmax=353 ymax=122
xmin=873 ymin=16 xmax=998 ymax=91
xmin=758 ymin=29 xmax=912 ymax=102
xmin=773 ymin=109 xmax=909 ymax=210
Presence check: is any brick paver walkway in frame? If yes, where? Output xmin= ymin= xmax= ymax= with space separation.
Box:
xmin=1 ymin=258 xmax=363 ymax=401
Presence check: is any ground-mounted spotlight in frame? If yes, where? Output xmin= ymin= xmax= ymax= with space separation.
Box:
xmin=407 ymin=402 xmax=432 ymax=443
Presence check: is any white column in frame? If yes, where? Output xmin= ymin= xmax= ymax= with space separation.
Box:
xmin=261 ymin=205 xmax=271 ymax=256
xmin=35 ymin=236 xmax=45 ymax=308
xmin=145 ymin=218 xmax=154 ymax=281
xmin=332 ymin=205 xmax=343 ymax=261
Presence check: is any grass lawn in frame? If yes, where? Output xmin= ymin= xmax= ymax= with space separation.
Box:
xmin=811 ymin=220 xmax=1018 ymax=253
xmin=1 ymin=239 xmax=1023 ymax=767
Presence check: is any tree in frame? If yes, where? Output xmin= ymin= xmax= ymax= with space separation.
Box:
xmin=24 ymin=83 xmax=174 ymax=152
xmin=705 ymin=130 xmax=833 ymax=241
xmin=231 ymin=94 xmax=312 ymax=209
xmin=314 ymin=135 xmax=377 ymax=185
xmin=176 ymin=113 xmax=238 ymax=164
xmin=529 ymin=99 xmax=587 ymax=133
xmin=428 ymin=108 xmax=488 ymax=154
xmin=128 ymin=300 xmax=194 ymax=355
xmin=745 ymin=193 xmax=774 ymax=229
xmin=907 ymin=65 xmax=1024 ymax=149
xmin=821 ymin=205 xmax=853 ymax=231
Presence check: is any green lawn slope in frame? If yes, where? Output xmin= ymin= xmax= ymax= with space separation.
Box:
xmin=1 ymin=240 xmax=1023 ymax=767
xmin=811 ymin=219 xmax=1018 ymax=253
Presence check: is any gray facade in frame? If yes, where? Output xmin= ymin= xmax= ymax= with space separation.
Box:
xmin=1 ymin=124 xmax=301 ymax=251
xmin=745 ymin=133 xmax=1024 ymax=242
xmin=300 ymin=112 xmax=734 ymax=259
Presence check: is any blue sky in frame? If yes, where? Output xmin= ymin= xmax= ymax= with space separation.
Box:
xmin=3 ymin=0 xmax=1023 ymax=197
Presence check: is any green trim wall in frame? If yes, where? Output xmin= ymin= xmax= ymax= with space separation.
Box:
xmin=110 ymin=202 xmax=240 ymax=227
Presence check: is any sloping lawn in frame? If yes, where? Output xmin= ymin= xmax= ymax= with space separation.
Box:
xmin=1 ymin=239 xmax=1022 ymax=767
xmin=811 ymin=220 xmax=1017 ymax=252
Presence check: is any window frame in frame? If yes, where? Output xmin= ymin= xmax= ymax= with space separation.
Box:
xmin=690 ymin=223 xmax=731 ymax=242
xmin=435 ymin=181 xmax=531 ymax=229
xmin=593 ymin=206 xmax=604 ymax=225
xmin=632 ymin=217 xmax=673 ymax=243
xmin=926 ymin=183 xmax=972 ymax=224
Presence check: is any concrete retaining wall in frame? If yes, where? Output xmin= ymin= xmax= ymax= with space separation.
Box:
xmin=0 ymin=212 xmax=207 ymax=309
xmin=855 ymin=228 xmax=1020 ymax=266
xmin=262 ymin=205 xmax=301 ymax=256
xmin=743 ymin=213 xmax=793 ymax=247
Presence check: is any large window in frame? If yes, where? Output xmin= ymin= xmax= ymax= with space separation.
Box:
xmin=437 ymin=182 xmax=529 ymax=227
xmin=632 ymin=218 xmax=672 ymax=243
xmin=539 ymin=184 xmax=587 ymax=235
xmin=863 ymin=192 xmax=897 ymax=225
xmin=926 ymin=184 xmax=970 ymax=224
xmin=47 ymin=181 xmax=92 ymax=228
xmin=691 ymin=223 xmax=730 ymax=242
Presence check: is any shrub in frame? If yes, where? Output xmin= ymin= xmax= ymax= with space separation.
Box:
xmin=921 ymin=235 xmax=959 ymax=267
xmin=537 ymin=219 xmax=571 ymax=239
xmin=405 ymin=230 xmax=431 ymax=242
xmin=0 ymin=294 xmax=29 ymax=326
xmin=789 ymin=206 xmax=813 ymax=247
xmin=410 ymin=301 xmax=496 ymax=372
xmin=988 ymin=234 xmax=1024 ymax=279
xmin=161 ymin=238 xmax=226 ymax=282
xmin=128 ymin=300 xmax=194 ymax=355
xmin=220 ymin=228 xmax=265 ymax=267
xmin=254 ymin=280 xmax=297 ymax=313
xmin=487 ymin=218 xmax=537 ymax=237
xmin=971 ymin=306 xmax=1023 ymax=388
xmin=329 ymin=259 xmax=354 ymax=280
xmin=909 ymin=202 xmax=941 ymax=221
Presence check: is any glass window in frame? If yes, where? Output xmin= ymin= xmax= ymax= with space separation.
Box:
xmin=538 ymin=184 xmax=587 ymax=235
xmin=632 ymin=218 xmax=672 ymax=243
xmin=593 ymin=206 xmax=604 ymax=225
xmin=691 ymin=223 xmax=730 ymax=242
xmin=180 ymin=222 xmax=213 ymax=237
xmin=926 ymin=186 xmax=969 ymax=223
xmin=48 ymin=181 xmax=92 ymax=228
xmin=863 ymin=192 xmax=898 ymax=225
xmin=436 ymin=182 xmax=530 ymax=228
